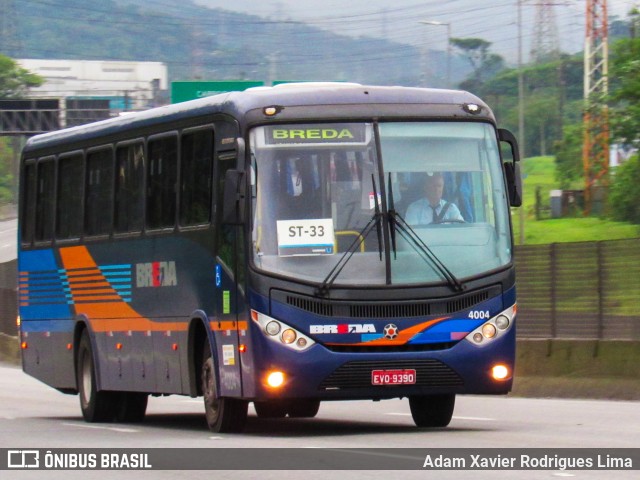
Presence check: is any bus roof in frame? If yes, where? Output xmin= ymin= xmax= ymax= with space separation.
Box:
xmin=22 ymin=84 xmax=494 ymax=156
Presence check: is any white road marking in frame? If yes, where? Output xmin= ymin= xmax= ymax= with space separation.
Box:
xmin=385 ymin=413 xmax=495 ymax=422
xmin=63 ymin=422 xmax=139 ymax=433
xmin=453 ymin=416 xmax=496 ymax=422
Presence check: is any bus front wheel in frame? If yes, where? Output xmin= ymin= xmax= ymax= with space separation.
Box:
xmin=254 ymin=400 xmax=288 ymax=418
xmin=409 ymin=394 xmax=455 ymax=427
xmin=201 ymin=341 xmax=248 ymax=433
xmin=76 ymin=331 xmax=119 ymax=422
xmin=288 ymin=400 xmax=320 ymax=418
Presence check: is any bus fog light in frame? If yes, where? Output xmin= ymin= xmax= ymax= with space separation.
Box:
xmin=296 ymin=337 xmax=307 ymax=348
xmin=473 ymin=333 xmax=483 ymax=343
xmin=482 ymin=323 xmax=496 ymax=338
xmin=281 ymin=329 xmax=297 ymax=344
xmin=495 ymin=315 xmax=510 ymax=330
xmin=267 ymin=371 xmax=285 ymax=388
xmin=492 ymin=364 xmax=509 ymax=380
xmin=265 ymin=321 xmax=281 ymax=336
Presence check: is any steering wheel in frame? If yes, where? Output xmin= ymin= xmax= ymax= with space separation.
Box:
xmin=431 ymin=219 xmax=466 ymax=224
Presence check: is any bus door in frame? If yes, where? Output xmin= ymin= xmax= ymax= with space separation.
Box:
xmin=211 ymin=152 xmax=245 ymax=398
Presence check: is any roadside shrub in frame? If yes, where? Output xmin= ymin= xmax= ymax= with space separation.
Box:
xmin=608 ymin=154 xmax=640 ymax=224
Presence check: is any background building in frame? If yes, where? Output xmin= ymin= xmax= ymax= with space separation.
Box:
xmin=17 ymin=59 xmax=168 ymax=116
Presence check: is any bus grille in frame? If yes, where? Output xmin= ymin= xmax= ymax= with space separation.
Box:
xmin=323 ymin=342 xmax=457 ymax=353
xmin=281 ymin=288 xmax=493 ymax=319
xmin=318 ymin=359 xmax=464 ymax=390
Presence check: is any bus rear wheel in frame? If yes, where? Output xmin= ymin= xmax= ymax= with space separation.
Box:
xmin=76 ymin=331 xmax=119 ymax=422
xmin=116 ymin=392 xmax=148 ymax=423
xmin=409 ymin=394 xmax=455 ymax=427
xmin=201 ymin=341 xmax=248 ymax=433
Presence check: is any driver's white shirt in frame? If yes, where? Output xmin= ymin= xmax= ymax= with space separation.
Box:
xmin=404 ymin=198 xmax=463 ymax=224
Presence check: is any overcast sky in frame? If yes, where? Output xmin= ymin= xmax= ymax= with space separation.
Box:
xmin=194 ymin=0 xmax=638 ymax=63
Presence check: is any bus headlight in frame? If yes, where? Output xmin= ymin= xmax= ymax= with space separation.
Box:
xmin=465 ymin=304 xmax=515 ymax=347
xmin=265 ymin=321 xmax=281 ymax=336
xmin=482 ymin=323 xmax=497 ymax=339
xmin=266 ymin=371 xmax=285 ymax=388
xmin=281 ymin=329 xmax=297 ymax=344
xmin=492 ymin=364 xmax=510 ymax=380
xmin=251 ymin=310 xmax=315 ymax=352
xmin=495 ymin=315 xmax=510 ymax=330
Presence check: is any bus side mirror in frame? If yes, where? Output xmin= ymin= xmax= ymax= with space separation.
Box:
xmin=222 ymin=169 xmax=245 ymax=225
xmin=498 ymin=128 xmax=523 ymax=207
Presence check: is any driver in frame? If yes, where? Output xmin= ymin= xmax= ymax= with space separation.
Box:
xmin=404 ymin=172 xmax=464 ymax=224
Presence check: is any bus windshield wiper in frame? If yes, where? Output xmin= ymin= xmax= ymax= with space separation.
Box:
xmin=387 ymin=176 xmax=463 ymax=292
xmin=316 ymin=174 xmax=384 ymax=297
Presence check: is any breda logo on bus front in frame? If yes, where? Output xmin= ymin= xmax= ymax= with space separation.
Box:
xmin=264 ymin=123 xmax=366 ymax=144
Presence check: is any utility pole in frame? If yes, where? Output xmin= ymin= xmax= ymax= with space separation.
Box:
xmin=517 ymin=0 xmax=526 ymax=245
xmin=530 ymin=1 xmax=562 ymax=63
xmin=582 ymin=0 xmax=609 ymax=215
xmin=419 ymin=20 xmax=452 ymax=88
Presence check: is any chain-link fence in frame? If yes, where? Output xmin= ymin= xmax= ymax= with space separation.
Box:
xmin=516 ymin=239 xmax=640 ymax=340
xmin=1 ymin=239 xmax=639 ymax=339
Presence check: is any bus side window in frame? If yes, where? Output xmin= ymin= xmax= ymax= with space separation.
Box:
xmin=35 ymin=158 xmax=55 ymax=242
xmin=115 ymin=142 xmax=145 ymax=233
xmin=180 ymin=128 xmax=213 ymax=225
xmin=56 ymin=154 xmax=84 ymax=239
xmin=21 ymin=162 xmax=37 ymax=245
xmin=85 ymin=148 xmax=114 ymax=236
xmin=147 ymin=134 xmax=178 ymax=230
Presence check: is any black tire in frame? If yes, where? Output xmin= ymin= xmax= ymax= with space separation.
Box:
xmin=254 ymin=400 xmax=288 ymax=418
xmin=409 ymin=394 xmax=455 ymax=428
xmin=201 ymin=340 xmax=248 ymax=433
xmin=116 ymin=392 xmax=148 ymax=423
xmin=287 ymin=400 xmax=320 ymax=418
xmin=76 ymin=331 xmax=119 ymax=422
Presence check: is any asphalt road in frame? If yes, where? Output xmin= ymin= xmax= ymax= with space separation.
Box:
xmin=0 ymin=363 xmax=638 ymax=479
xmin=0 ymin=218 xmax=17 ymax=264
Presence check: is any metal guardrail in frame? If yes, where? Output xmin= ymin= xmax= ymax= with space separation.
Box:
xmin=0 ymin=239 xmax=639 ymax=339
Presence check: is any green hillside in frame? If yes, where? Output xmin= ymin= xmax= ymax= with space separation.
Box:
xmin=10 ymin=0 xmax=433 ymax=87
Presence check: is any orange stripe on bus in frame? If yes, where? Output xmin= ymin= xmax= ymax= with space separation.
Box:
xmin=210 ymin=321 xmax=249 ymax=331
xmin=59 ymin=246 xmax=141 ymax=322
xmin=88 ymin=318 xmax=188 ymax=333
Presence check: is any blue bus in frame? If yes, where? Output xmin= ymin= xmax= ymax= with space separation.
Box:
xmin=18 ymin=83 xmax=521 ymax=432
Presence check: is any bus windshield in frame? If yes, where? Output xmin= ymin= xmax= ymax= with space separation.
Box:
xmin=250 ymin=121 xmax=512 ymax=287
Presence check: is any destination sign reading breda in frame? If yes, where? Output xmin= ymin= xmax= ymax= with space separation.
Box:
xmin=264 ymin=124 xmax=366 ymax=144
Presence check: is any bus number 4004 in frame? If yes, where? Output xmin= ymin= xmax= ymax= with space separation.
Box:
xmin=468 ymin=310 xmax=490 ymax=320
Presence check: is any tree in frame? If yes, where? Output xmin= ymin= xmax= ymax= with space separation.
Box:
xmin=0 ymin=54 xmax=43 ymax=98
xmin=606 ymin=11 xmax=640 ymax=224
xmin=609 ymin=35 xmax=640 ymax=148
xmin=0 ymin=55 xmax=42 ymax=205
xmin=450 ymin=37 xmax=505 ymax=92
xmin=609 ymin=10 xmax=640 ymax=148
